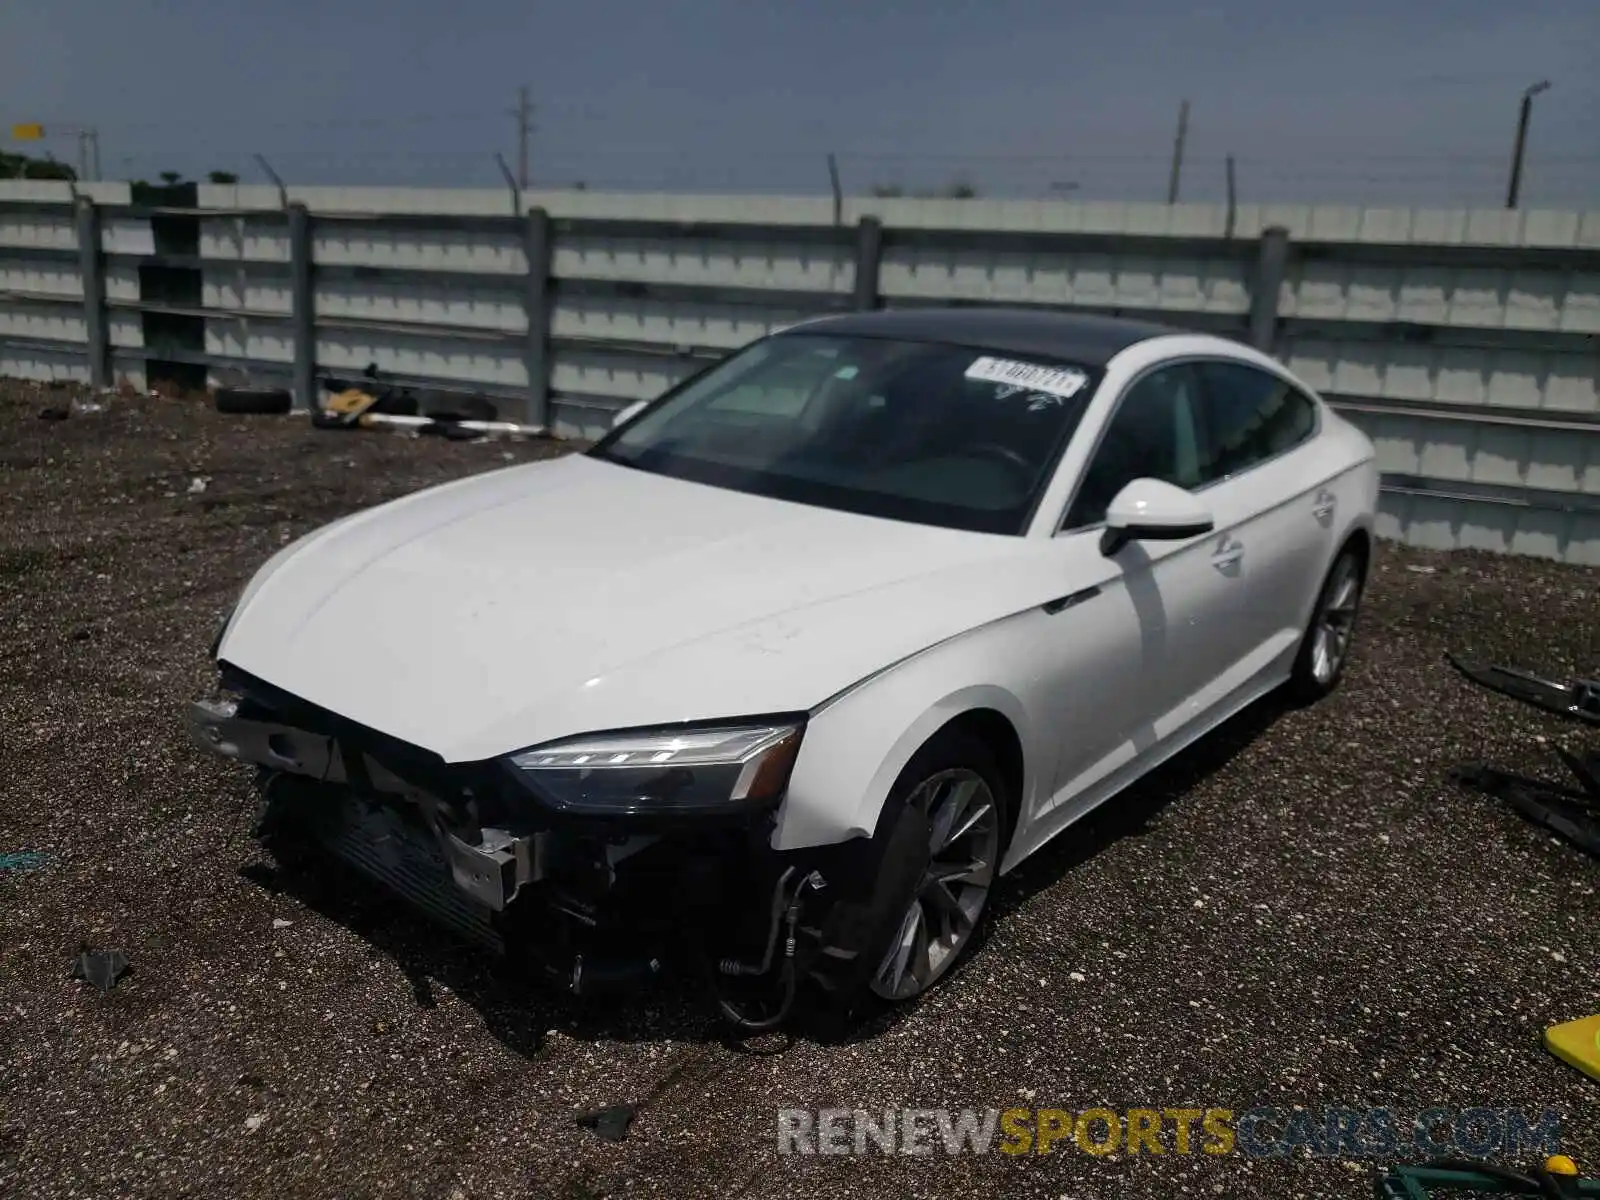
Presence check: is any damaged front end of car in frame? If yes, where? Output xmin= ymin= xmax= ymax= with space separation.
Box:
xmin=188 ymin=665 xmax=879 ymax=1028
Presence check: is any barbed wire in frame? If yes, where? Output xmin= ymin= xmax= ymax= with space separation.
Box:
xmin=72 ymin=109 xmax=1596 ymax=207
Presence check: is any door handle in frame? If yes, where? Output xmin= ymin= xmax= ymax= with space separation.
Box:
xmin=1313 ymin=491 xmax=1337 ymax=521
xmin=1211 ymin=539 xmax=1244 ymax=571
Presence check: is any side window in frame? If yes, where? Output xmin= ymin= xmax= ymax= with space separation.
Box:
xmin=1063 ymin=364 xmax=1204 ymax=529
xmin=1195 ymin=362 xmax=1317 ymax=483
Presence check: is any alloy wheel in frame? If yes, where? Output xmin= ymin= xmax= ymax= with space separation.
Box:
xmin=1310 ymin=554 xmax=1362 ymax=684
xmin=869 ymin=768 xmax=1000 ymax=1001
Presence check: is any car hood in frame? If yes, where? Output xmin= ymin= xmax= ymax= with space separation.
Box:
xmin=219 ymin=453 xmax=1066 ymax=762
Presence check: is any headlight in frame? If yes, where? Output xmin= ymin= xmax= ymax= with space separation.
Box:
xmin=507 ymin=721 xmax=805 ymax=816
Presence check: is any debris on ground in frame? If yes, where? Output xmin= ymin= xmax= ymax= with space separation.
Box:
xmin=1446 ymin=653 xmax=1600 ymax=858
xmin=0 ymin=851 xmax=49 ymax=872
xmin=69 ymin=946 xmax=131 ymax=993
xmin=1545 ymin=1013 xmax=1600 ymax=1082
xmin=575 ymin=1104 xmax=637 ymax=1143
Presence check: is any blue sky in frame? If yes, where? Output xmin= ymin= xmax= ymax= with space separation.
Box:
xmin=3 ymin=0 xmax=1596 ymax=205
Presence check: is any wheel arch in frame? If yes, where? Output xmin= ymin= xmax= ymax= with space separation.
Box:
xmin=774 ymin=651 xmax=1041 ymax=859
xmin=1341 ymin=524 xmax=1373 ymax=573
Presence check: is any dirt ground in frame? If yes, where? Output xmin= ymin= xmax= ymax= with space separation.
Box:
xmin=0 ymin=379 xmax=1596 ymax=1200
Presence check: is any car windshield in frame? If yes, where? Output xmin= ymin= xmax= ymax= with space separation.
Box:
xmin=588 ymin=333 xmax=1102 ymax=535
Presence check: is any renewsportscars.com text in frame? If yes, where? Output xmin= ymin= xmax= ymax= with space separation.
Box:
xmin=776 ymin=1106 xmax=1563 ymax=1159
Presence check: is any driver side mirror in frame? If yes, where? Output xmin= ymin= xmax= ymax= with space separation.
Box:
xmin=611 ymin=399 xmax=649 ymax=429
xmin=1100 ymin=478 xmax=1214 ymax=556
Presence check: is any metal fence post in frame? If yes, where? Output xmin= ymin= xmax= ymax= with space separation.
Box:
xmin=287 ymin=203 xmax=315 ymax=410
xmin=1248 ymin=225 xmax=1290 ymax=354
xmin=523 ymin=206 xmax=552 ymax=429
xmin=852 ymin=216 xmax=883 ymax=311
xmin=74 ymin=197 xmax=110 ymax=389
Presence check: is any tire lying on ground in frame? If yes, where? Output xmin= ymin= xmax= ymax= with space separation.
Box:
xmin=215 ymin=387 xmax=293 ymax=415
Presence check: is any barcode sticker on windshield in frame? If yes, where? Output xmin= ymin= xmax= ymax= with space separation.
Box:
xmin=965 ymin=356 xmax=1089 ymax=399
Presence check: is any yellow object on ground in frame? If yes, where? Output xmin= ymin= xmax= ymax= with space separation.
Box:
xmin=1546 ymin=1154 xmax=1580 ymax=1175
xmin=325 ymin=387 xmax=375 ymax=416
xmin=1545 ymin=1014 xmax=1600 ymax=1081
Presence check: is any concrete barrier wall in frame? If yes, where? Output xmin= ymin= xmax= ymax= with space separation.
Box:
xmin=0 ymin=181 xmax=146 ymax=389
xmin=3 ymin=180 xmax=1596 ymax=564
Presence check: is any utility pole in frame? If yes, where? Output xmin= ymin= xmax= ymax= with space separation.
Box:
xmin=1506 ymin=80 xmax=1551 ymax=209
xmin=512 ymin=86 xmax=533 ymax=190
xmin=1166 ymin=99 xmax=1190 ymax=204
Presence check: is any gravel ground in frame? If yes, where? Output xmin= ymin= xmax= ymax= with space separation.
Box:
xmin=1 ymin=379 xmax=1596 ymax=1200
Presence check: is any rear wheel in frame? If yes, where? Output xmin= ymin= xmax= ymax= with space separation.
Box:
xmin=1287 ymin=543 xmax=1366 ymax=702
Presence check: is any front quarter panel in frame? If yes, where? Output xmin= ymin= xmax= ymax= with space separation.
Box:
xmin=774 ymin=613 xmax=1048 ymax=855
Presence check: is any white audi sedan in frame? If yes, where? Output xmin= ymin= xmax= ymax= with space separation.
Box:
xmin=190 ymin=308 xmax=1377 ymax=1025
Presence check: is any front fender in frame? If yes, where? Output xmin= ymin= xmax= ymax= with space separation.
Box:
xmin=772 ymin=613 xmax=1052 ymax=858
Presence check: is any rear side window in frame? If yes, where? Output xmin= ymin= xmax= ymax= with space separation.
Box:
xmin=1195 ymin=362 xmax=1317 ymax=483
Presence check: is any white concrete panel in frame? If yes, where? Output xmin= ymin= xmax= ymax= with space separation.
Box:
xmin=198 ymin=184 xmax=516 ymax=217
xmin=314 ymin=226 xmax=525 ymax=274
xmin=0 ymin=349 xmax=89 ymax=382
xmin=1562 ymin=275 xmax=1600 ymax=334
xmin=1284 ymin=340 xmax=1598 ymax=415
xmin=316 ymin=330 xmax=525 ymax=387
xmin=0 ymin=261 xmax=81 ymax=298
xmin=106 ymin=266 xmax=139 ymax=303
xmin=0 ymin=303 xmax=85 ymax=343
xmin=102 ymin=218 xmax=153 ymax=256
xmin=549 ymin=397 xmax=626 ymax=441
xmin=0 ymin=181 xmax=79 ymax=204
xmin=315 ymin=276 xmax=525 ymax=333
xmin=200 ymin=217 xmax=290 ymax=264
xmin=1524 ymin=429 xmax=1600 ymax=496
xmin=206 ymin=365 xmax=290 ymax=391
xmin=552 ymin=293 xmax=817 ymax=351
xmin=879 ymin=245 xmax=1248 ymax=313
xmin=1278 ymin=261 xmax=1577 ymax=330
xmin=1347 ymin=410 xmax=1599 ymax=496
xmin=0 ymin=213 xmax=77 ymax=252
xmin=202 ymin=271 xmax=292 ymax=315
xmin=108 ymin=312 xmax=144 ymax=349
xmin=206 ymin=324 xmax=294 ymax=364
xmin=112 ymin=363 xmax=147 ymax=392
xmin=550 ymin=348 xmax=699 ymax=402
xmin=554 ymin=234 xmax=852 ymax=294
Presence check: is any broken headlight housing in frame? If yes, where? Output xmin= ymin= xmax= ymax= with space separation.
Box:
xmin=507 ymin=721 xmax=805 ymax=817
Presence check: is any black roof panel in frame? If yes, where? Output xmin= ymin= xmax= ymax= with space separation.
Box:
xmin=784 ymin=307 xmax=1184 ymax=367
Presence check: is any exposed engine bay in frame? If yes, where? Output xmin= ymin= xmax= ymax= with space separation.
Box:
xmin=190 ymin=667 xmax=893 ymax=1028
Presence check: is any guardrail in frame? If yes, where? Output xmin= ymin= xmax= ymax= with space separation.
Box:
xmin=2 ymin=181 xmax=1596 ymax=564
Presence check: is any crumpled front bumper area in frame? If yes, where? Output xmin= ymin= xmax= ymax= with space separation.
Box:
xmin=187 ymin=669 xmax=784 ymax=994
xmin=189 ymin=688 xmax=541 ymax=916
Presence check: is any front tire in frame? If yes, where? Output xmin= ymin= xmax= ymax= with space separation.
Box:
xmin=816 ymin=732 xmax=1011 ymax=1010
xmin=1287 ymin=542 xmax=1367 ymax=703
